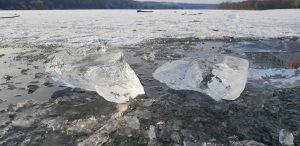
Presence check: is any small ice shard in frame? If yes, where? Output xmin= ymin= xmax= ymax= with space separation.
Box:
xmin=248 ymin=68 xmax=300 ymax=88
xmin=153 ymin=55 xmax=249 ymax=101
xmin=11 ymin=117 xmax=35 ymax=128
xmin=147 ymin=125 xmax=156 ymax=140
xmin=46 ymin=48 xmax=144 ymax=103
xmin=297 ymin=67 xmax=300 ymax=71
xmin=142 ymin=52 xmax=155 ymax=62
xmin=279 ymin=129 xmax=294 ymax=146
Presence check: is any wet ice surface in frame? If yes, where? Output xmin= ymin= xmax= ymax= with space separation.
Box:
xmin=0 ymin=38 xmax=300 ymax=146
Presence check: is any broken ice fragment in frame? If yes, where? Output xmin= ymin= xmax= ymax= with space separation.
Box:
xmin=46 ymin=48 xmax=144 ymax=103
xmin=153 ymin=55 xmax=249 ymax=101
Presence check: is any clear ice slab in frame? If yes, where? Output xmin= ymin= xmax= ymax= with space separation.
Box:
xmin=46 ymin=48 xmax=145 ymax=103
xmin=153 ymin=55 xmax=249 ymax=101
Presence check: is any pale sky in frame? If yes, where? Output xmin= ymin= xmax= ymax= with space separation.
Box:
xmin=135 ymin=0 xmax=243 ymax=4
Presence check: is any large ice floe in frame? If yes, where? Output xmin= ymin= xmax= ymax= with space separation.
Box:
xmin=46 ymin=48 xmax=145 ymax=103
xmin=153 ymin=55 xmax=249 ymax=101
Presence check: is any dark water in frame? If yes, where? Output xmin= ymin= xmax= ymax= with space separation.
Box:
xmin=0 ymin=38 xmax=299 ymax=146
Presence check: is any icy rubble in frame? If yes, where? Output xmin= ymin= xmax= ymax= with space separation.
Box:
xmin=153 ymin=55 xmax=249 ymax=101
xmin=78 ymin=115 xmax=140 ymax=146
xmin=46 ymin=48 xmax=145 ymax=103
xmin=248 ymin=68 xmax=300 ymax=88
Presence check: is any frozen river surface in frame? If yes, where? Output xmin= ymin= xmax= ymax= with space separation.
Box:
xmin=0 ymin=10 xmax=300 ymax=146
xmin=0 ymin=10 xmax=300 ymax=47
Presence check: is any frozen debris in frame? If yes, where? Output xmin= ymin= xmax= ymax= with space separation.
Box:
xmin=46 ymin=48 xmax=145 ymax=103
xmin=297 ymin=67 xmax=300 ymax=71
xmin=248 ymin=68 xmax=300 ymax=88
xmin=153 ymin=55 xmax=249 ymax=101
xmin=78 ymin=115 xmax=140 ymax=146
xmin=279 ymin=129 xmax=294 ymax=146
xmin=67 ymin=116 xmax=100 ymax=135
xmin=78 ymin=119 xmax=119 ymax=146
xmin=11 ymin=117 xmax=35 ymax=128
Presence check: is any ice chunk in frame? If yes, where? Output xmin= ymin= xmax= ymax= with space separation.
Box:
xmin=248 ymin=68 xmax=300 ymax=88
xmin=279 ymin=129 xmax=294 ymax=146
xmin=142 ymin=52 xmax=156 ymax=62
xmin=11 ymin=117 xmax=35 ymax=128
xmin=46 ymin=48 xmax=144 ymax=103
xmin=153 ymin=55 xmax=249 ymax=101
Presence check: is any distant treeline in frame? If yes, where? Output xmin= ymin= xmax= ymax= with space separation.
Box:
xmin=0 ymin=0 xmax=184 ymax=10
xmin=219 ymin=0 xmax=300 ymax=10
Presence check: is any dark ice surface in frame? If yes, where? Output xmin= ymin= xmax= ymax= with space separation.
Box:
xmin=0 ymin=38 xmax=299 ymax=146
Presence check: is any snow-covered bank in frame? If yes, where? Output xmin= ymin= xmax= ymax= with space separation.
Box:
xmin=0 ymin=10 xmax=299 ymax=47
